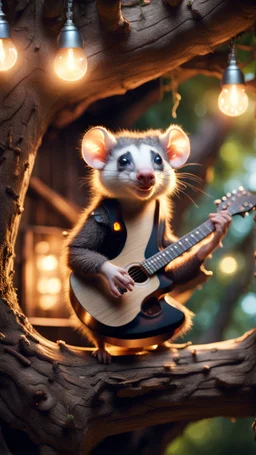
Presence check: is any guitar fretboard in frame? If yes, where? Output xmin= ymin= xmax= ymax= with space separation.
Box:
xmin=141 ymin=219 xmax=215 ymax=275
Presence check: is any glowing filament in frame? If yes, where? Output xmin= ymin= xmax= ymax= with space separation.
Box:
xmin=0 ymin=38 xmax=17 ymax=71
xmin=54 ymin=47 xmax=87 ymax=82
xmin=218 ymin=84 xmax=248 ymax=117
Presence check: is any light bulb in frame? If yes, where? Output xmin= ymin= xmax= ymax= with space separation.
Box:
xmin=218 ymin=84 xmax=248 ymax=117
xmin=54 ymin=47 xmax=87 ymax=82
xmin=0 ymin=37 xmax=17 ymax=71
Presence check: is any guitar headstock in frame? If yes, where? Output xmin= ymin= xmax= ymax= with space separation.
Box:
xmin=214 ymin=187 xmax=256 ymax=217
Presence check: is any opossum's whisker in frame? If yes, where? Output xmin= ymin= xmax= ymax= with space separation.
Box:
xmin=174 ymin=185 xmax=199 ymax=208
xmin=177 ymin=172 xmax=203 ymax=182
xmin=179 ymin=162 xmax=203 ymax=168
xmin=179 ymin=181 xmax=211 ymax=197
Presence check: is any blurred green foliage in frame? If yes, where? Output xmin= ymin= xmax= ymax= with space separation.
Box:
xmin=134 ymin=54 xmax=256 ymax=455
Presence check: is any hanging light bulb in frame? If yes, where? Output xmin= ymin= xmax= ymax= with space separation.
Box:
xmin=0 ymin=1 xmax=17 ymax=71
xmin=218 ymin=41 xmax=248 ymax=117
xmin=54 ymin=0 xmax=87 ymax=82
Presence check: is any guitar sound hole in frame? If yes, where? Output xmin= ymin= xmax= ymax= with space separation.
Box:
xmin=128 ymin=266 xmax=148 ymax=283
xmin=142 ymin=298 xmax=162 ymax=317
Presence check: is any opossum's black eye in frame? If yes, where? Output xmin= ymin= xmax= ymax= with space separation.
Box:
xmin=118 ymin=155 xmax=131 ymax=166
xmin=154 ymin=154 xmax=163 ymax=166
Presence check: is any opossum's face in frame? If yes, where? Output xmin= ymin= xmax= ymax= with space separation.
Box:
xmin=81 ymin=126 xmax=190 ymax=201
xmin=99 ymin=143 xmax=175 ymax=200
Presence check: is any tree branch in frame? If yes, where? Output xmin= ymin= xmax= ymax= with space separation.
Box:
xmin=43 ymin=0 xmax=64 ymax=19
xmin=165 ymin=52 xmax=256 ymax=94
xmin=0 ymin=294 xmax=255 ymax=455
xmin=51 ymin=0 xmax=256 ymax=126
xmin=96 ymin=0 xmax=130 ymax=35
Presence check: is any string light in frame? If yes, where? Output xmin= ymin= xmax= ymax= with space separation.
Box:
xmin=218 ymin=40 xmax=248 ymax=117
xmin=0 ymin=1 xmax=17 ymax=71
xmin=54 ymin=0 xmax=87 ymax=82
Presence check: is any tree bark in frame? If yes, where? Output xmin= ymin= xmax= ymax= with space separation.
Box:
xmin=0 ymin=299 xmax=255 ymax=455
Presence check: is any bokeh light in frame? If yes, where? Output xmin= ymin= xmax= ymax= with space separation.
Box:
xmin=218 ymin=256 xmax=238 ymax=275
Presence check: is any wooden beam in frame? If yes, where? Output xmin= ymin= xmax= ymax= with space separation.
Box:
xmin=29 ymin=177 xmax=80 ymax=225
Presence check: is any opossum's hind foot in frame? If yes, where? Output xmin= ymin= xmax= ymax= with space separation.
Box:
xmin=92 ymin=347 xmax=111 ymax=364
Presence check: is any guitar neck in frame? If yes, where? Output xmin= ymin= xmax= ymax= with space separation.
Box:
xmin=140 ymin=200 xmax=243 ymax=276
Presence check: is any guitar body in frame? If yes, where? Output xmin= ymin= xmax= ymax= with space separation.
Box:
xmin=70 ymin=200 xmax=185 ymax=348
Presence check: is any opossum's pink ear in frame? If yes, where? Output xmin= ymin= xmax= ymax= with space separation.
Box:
xmin=82 ymin=127 xmax=117 ymax=169
xmin=160 ymin=125 xmax=190 ymax=168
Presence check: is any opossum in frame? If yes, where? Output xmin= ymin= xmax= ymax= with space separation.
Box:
xmin=65 ymin=125 xmax=231 ymax=363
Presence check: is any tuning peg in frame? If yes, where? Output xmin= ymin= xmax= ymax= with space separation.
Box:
xmin=232 ymin=189 xmax=237 ymax=194
xmin=245 ymin=212 xmax=249 ymax=216
xmin=222 ymin=196 xmax=227 ymax=201
xmin=226 ymin=192 xmax=231 ymax=198
xmin=238 ymin=186 xmax=244 ymax=191
xmin=214 ymin=199 xmax=221 ymax=205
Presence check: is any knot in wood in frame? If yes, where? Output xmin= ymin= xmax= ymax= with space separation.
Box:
xmin=173 ymin=355 xmax=180 ymax=363
xmin=191 ymin=349 xmax=197 ymax=357
xmin=34 ymin=390 xmax=47 ymax=403
xmin=6 ymin=186 xmax=20 ymax=201
xmin=17 ymin=313 xmax=28 ymax=324
xmin=163 ymin=363 xmax=172 ymax=371
xmin=17 ymin=205 xmax=25 ymax=214
xmin=52 ymin=361 xmax=60 ymax=373
xmin=20 ymin=334 xmax=30 ymax=345
xmin=32 ymin=386 xmax=56 ymax=411
xmin=56 ymin=339 xmax=67 ymax=351
xmin=203 ymin=365 xmax=210 ymax=374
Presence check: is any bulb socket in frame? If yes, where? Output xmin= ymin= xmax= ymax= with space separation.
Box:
xmin=0 ymin=18 xmax=10 ymax=39
xmin=57 ymin=22 xmax=84 ymax=49
xmin=221 ymin=48 xmax=245 ymax=86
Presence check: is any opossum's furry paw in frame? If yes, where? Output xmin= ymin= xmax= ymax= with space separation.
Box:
xmin=92 ymin=347 xmax=111 ymax=364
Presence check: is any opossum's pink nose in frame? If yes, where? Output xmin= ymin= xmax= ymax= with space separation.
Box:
xmin=136 ymin=170 xmax=155 ymax=186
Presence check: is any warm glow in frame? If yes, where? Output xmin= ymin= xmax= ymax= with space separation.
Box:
xmin=35 ymin=241 xmax=50 ymax=254
xmin=0 ymin=38 xmax=17 ymax=71
xmin=37 ymin=277 xmax=62 ymax=295
xmin=218 ymin=84 xmax=248 ymax=117
xmin=54 ymin=47 xmax=87 ymax=81
xmin=37 ymin=254 xmax=58 ymax=272
xmin=218 ymin=256 xmax=238 ymax=275
xmin=39 ymin=295 xmax=58 ymax=311
xmin=113 ymin=222 xmax=121 ymax=232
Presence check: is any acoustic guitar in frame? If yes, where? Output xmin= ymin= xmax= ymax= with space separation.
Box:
xmin=70 ymin=188 xmax=256 ymax=347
